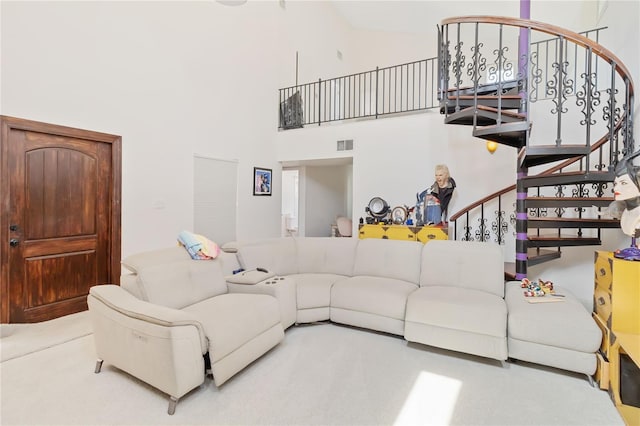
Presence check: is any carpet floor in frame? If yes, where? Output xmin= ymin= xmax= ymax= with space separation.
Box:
xmin=0 ymin=315 xmax=624 ymax=425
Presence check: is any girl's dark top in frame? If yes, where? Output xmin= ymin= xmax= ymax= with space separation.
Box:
xmin=420 ymin=177 xmax=456 ymax=219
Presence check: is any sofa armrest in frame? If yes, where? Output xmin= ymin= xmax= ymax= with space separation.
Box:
xmin=225 ymin=269 xmax=275 ymax=285
xmin=88 ymin=285 xmax=208 ymax=400
xmin=88 ymin=285 xmax=208 ymax=353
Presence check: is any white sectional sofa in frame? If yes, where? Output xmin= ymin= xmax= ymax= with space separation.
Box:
xmin=88 ymin=237 xmax=602 ymax=415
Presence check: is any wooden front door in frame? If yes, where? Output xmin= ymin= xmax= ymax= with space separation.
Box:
xmin=0 ymin=116 xmax=121 ymax=323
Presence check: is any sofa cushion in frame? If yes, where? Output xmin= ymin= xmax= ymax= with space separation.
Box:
xmin=295 ymin=237 xmax=357 ymax=276
xmin=505 ymin=282 xmax=601 ymax=353
xmin=136 ymin=260 xmax=228 ymax=309
xmin=183 ymin=293 xmax=282 ymax=362
xmin=331 ymin=276 xmax=418 ymax=320
xmin=236 ymin=238 xmax=298 ymax=275
xmin=352 ymin=239 xmax=423 ymax=284
xmin=122 ymin=246 xmax=190 ymax=273
xmin=420 ymin=240 xmax=504 ymax=298
xmin=288 ymin=273 xmax=347 ymax=310
xmin=406 ymin=286 xmax=507 ymax=338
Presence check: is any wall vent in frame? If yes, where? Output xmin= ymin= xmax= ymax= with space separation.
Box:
xmin=337 ymin=139 xmax=353 ymax=151
xmin=345 ymin=139 xmax=353 ymax=150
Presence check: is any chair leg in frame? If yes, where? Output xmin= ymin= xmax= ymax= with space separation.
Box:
xmin=168 ymin=396 xmax=179 ymax=415
xmin=94 ymin=359 xmax=103 ymax=374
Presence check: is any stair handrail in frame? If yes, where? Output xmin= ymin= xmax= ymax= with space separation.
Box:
xmin=441 ymin=16 xmax=634 ymax=93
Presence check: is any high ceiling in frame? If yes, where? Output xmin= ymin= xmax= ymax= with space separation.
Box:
xmin=328 ymin=1 xmax=599 ymax=36
xmin=330 ymin=0 xmax=521 ymax=35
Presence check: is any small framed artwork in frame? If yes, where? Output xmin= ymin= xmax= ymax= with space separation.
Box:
xmin=253 ymin=167 xmax=272 ymax=196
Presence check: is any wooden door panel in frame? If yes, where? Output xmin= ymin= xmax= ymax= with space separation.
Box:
xmin=23 ymin=236 xmax=96 ymax=257
xmin=1 ymin=116 xmax=121 ymax=323
xmin=25 ymin=251 xmax=96 ymax=305
xmin=25 ymin=147 xmax=98 ymax=239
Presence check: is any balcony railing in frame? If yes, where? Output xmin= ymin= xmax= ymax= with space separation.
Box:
xmin=278 ymin=26 xmax=608 ymax=131
xmin=278 ymin=58 xmax=439 ymax=130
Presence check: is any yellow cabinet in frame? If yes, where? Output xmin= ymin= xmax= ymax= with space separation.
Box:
xmin=358 ymin=223 xmax=388 ymax=240
xmin=415 ymin=226 xmax=448 ymax=243
xmin=611 ymin=258 xmax=640 ymax=335
xmin=594 ymin=251 xmax=640 ymax=424
xmin=609 ymin=339 xmax=640 ymax=426
xmin=358 ymin=224 xmax=448 ymax=244
xmin=384 ymin=226 xmax=416 ymax=241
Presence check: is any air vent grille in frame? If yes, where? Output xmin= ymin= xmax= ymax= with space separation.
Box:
xmin=337 ymin=139 xmax=353 ymax=151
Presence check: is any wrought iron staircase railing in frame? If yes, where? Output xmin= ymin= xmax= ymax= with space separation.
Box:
xmin=439 ymin=16 xmax=635 ymax=279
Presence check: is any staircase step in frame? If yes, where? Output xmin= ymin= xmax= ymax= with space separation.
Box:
xmin=440 ymin=95 xmax=522 ymax=113
xmin=528 ymin=217 xmax=620 ymax=229
xmin=445 ymin=80 xmax=519 ymax=97
xmin=504 ymin=246 xmax=565 ymax=274
xmin=472 ymin=122 xmax=529 ymax=148
xmin=528 ymin=235 xmax=602 ymax=247
xmin=521 ymin=170 xmax=615 ymax=188
xmin=525 ymin=196 xmax=615 ymax=208
xmin=527 ymin=248 xmax=562 ymax=266
xmin=444 ymin=105 xmax=526 ymax=126
xmin=519 ymin=145 xmax=591 ymax=168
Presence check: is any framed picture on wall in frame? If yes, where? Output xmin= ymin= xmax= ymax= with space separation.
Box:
xmin=253 ymin=167 xmax=272 ymax=196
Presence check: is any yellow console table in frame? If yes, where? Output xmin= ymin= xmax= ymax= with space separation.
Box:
xmin=358 ymin=224 xmax=448 ymax=243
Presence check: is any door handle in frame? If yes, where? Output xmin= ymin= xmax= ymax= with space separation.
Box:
xmin=9 ymin=238 xmax=19 ymax=247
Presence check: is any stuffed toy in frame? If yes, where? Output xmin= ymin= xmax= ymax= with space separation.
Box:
xmin=521 ymin=278 xmax=555 ymax=297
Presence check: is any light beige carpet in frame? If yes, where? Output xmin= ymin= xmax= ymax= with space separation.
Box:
xmin=0 ymin=311 xmax=92 ymax=362
xmin=0 ymin=314 xmax=625 ymax=426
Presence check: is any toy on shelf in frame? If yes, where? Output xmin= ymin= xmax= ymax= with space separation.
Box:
xmin=521 ymin=278 xmax=555 ymax=297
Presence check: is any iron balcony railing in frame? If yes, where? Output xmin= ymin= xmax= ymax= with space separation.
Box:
xmin=278 ymin=27 xmax=608 ymax=131
xmin=278 ymin=58 xmax=440 ymax=130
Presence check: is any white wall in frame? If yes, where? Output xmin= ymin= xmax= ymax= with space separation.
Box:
xmin=277 ymin=111 xmax=517 ymax=232
xmin=0 ymin=0 xmax=353 ymax=256
xmin=1 ymin=0 xmax=638 ymax=307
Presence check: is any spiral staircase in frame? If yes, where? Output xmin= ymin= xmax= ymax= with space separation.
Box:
xmin=438 ymin=16 xmax=635 ymax=279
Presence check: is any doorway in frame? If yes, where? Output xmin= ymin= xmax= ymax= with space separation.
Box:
xmin=281 ymin=159 xmax=353 ymax=238
xmin=281 ymin=169 xmax=299 ymax=236
xmin=0 ymin=116 xmax=121 ymax=323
